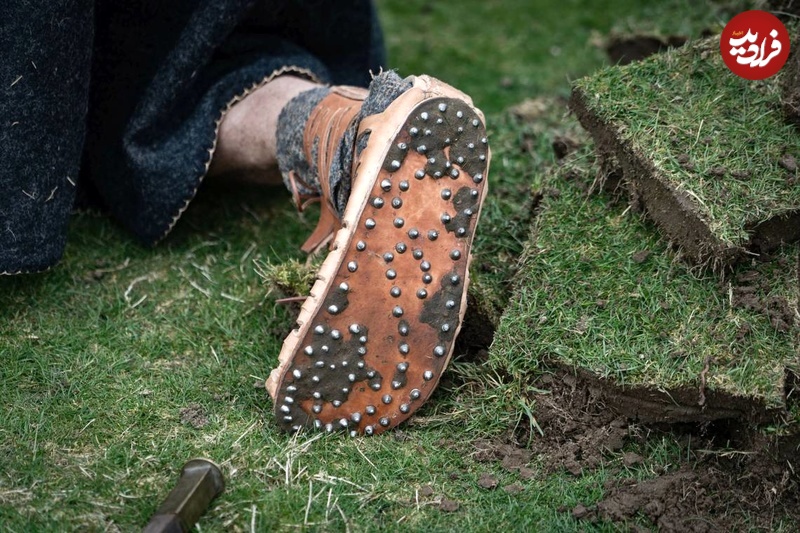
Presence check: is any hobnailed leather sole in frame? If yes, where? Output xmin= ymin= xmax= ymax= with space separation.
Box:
xmin=266 ymin=76 xmax=490 ymax=435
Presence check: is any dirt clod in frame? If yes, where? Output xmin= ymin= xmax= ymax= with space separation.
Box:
xmin=676 ymin=153 xmax=694 ymax=170
xmin=622 ymin=452 xmax=643 ymax=467
xmin=477 ymin=473 xmax=499 ymax=490
xmin=735 ymin=322 xmax=751 ymax=340
xmin=418 ymin=485 xmax=434 ymax=497
xmin=509 ymin=98 xmax=550 ymax=122
xmin=730 ymin=169 xmax=751 ymax=179
xmin=779 ymin=154 xmax=797 ymax=172
xmin=502 ymin=483 xmax=523 ymax=494
xmin=571 ymin=503 xmax=593 ymax=519
xmin=439 ymin=498 xmax=460 ymax=512
xmin=179 ymin=404 xmax=208 ymax=429
xmin=552 ymin=135 xmax=581 ymax=160
xmin=500 ymin=447 xmax=532 ymax=472
xmin=766 ymin=295 xmax=794 ymax=332
xmin=518 ymin=467 xmax=535 ymax=480
xmin=631 ymin=250 xmax=651 ymax=264
xmin=574 ymin=315 xmax=589 ymax=334
xmin=474 ymin=439 xmax=534 ymax=472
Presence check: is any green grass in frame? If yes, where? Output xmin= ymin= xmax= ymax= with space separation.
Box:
xmin=573 ymin=34 xmax=800 ymax=251
xmin=0 ymin=188 xmax=646 ymax=531
xmin=490 ymin=126 xmax=797 ymax=411
xmin=2 ymin=0 xmax=793 ymax=530
xmin=379 ymin=0 xmax=749 ymax=113
xmin=0 ymin=110 xmax=586 ymax=533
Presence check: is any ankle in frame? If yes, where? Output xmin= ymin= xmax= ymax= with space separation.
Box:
xmin=208 ymin=75 xmax=321 ymax=181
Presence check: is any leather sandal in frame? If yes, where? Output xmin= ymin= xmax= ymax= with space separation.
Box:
xmin=266 ymin=75 xmax=490 ymax=435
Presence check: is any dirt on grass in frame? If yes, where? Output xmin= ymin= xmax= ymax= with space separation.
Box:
xmin=471 ymin=370 xmax=800 ymax=530
xmin=592 ymin=457 xmax=798 ymax=532
xmin=731 ymin=266 xmax=796 ymax=334
xmin=179 ymin=403 xmax=209 ymax=429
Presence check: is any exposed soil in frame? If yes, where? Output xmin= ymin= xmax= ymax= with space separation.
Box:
xmin=438 ymin=498 xmax=460 ymax=512
xmin=605 ymin=34 xmax=687 ymax=65
xmin=559 ymin=364 xmax=783 ymax=426
xmin=747 ymin=212 xmax=800 ymax=257
xmin=591 ymin=456 xmax=798 ymax=532
xmin=730 ymin=266 xmax=796 ymax=333
xmin=631 ymin=249 xmax=651 ymax=264
xmin=471 ymin=370 xmax=800 ymax=530
xmin=477 ymin=472 xmax=498 ymax=489
xmin=551 ymin=134 xmax=581 ymax=160
xmin=179 ymin=403 xmax=209 ymax=429
xmin=455 ymin=292 xmax=499 ymax=355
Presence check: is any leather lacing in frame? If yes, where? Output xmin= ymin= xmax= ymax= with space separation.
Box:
xmin=288 ymin=86 xmax=368 ymax=254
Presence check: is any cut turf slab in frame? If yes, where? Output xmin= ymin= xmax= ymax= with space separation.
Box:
xmin=570 ymin=36 xmax=800 ymax=269
xmin=782 ymin=46 xmax=800 ymax=128
xmin=490 ymin=125 xmax=799 ymax=426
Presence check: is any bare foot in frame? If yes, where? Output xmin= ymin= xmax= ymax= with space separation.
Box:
xmin=208 ymin=75 xmax=321 ymax=184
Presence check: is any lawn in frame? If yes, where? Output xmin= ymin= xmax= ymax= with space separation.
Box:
xmin=4 ymin=1 xmax=797 ymax=531
xmin=572 ymin=34 xmax=800 ymax=264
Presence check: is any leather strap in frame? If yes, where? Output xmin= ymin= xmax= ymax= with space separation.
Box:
xmin=287 ymin=170 xmax=321 ymax=212
xmin=300 ymin=203 xmax=339 ymax=253
xmin=299 ymin=86 xmax=367 ymax=253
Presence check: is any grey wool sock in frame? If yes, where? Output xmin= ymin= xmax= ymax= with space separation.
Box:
xmin=276 ymin=71 xmax=413 ymax=216
xmin=276 ymin=86 xmax=330 ymax=203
